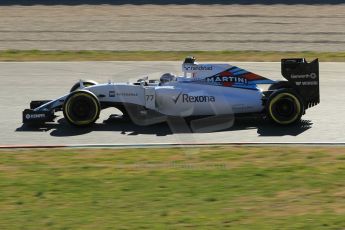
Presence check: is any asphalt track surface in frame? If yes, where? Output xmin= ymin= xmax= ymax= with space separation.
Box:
xmin=1 ymin=4 xmax=345 ymax=51
xmin=0 ymin=61 xmax=344 ymax=146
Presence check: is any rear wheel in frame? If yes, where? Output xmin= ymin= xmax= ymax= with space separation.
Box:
xmin=63 ymin=90 xmax=100 ymax=127
xmin=266 ymin=89 xmax=304 ymax=125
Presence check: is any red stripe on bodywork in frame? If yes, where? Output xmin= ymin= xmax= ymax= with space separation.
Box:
xmin=242 ymin=73 xmax=265 ymax=81
xmin=223 ymin=82 xmax=234 ymax=87
xmin=220 ymin=71 xmax=233 ymax=77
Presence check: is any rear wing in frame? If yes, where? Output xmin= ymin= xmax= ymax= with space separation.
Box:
xmin=281 ymin=58 xmax=320 ymax=108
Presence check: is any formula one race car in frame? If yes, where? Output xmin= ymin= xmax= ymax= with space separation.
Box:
xmin=23 ymin=57 xmax=320 ymax=127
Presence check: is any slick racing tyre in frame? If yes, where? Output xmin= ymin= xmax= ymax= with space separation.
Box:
xmin=266 ymin=89 xmax=304 ymax=125
xmin=63 ymin=90 xmax=100 ymax=127
xmin=70 ymin=80 xmax=98 ymax=92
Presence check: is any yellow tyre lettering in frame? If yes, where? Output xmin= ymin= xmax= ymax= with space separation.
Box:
xmin=269 ymin=92 xmax=301 ymax=125
xmin=64 ymin=92 xmax=99 ymax=125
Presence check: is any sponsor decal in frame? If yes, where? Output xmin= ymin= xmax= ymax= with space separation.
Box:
xmin=109 ymin=91 xmax=138 ymax=97
xmin=291 ymin=73 xmax=317 ymax=79
xmin=205 ymin=76 xmax=248 ymax=84
xmin=173 ymin=92 xmax=183 ymax=104
xmin=25 ymin=113 xmax=45 ymax=119
xmin=109 ymin=91 xmax=115 ymax=97
xmin=184 ymin=65 xmax=213 ymax=71
xmin=173 ymin=92 xmax=215 ymax=104
xmin=295 ymin=81 xmax=318 ymax=86
xmin=116 ymin=92 xmax=138 ymax=97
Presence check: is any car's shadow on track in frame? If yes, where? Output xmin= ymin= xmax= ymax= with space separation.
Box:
xmin=16 ymin=115 xmax=313 ymax=137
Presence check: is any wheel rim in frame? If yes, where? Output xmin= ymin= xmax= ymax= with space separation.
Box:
xmin=65 ymin=92 xmax=99 ymax=125
xmin=274 ymin=98 xmax=295 ymax=118
xmin=269 ymin=93 xmax=301 ymax=124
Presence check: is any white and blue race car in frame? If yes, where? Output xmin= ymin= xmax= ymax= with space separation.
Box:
xmin=23 ymin=57 xmax=320 ymax=126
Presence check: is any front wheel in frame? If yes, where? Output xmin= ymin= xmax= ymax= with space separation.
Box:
xmin=63 ymin=90 xmax=100 ymax=127
xmin=266 ymin=89 xmax=304 ymax=125
xmin=70 ymin=80 xmax=98 ymax=92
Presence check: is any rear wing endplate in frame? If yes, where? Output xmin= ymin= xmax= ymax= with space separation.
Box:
xmin=281 ymin=58 xmax=320 ymax=108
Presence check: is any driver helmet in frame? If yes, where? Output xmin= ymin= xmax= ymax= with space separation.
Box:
xmin=160 ymin=73 xmax=176 ymax=83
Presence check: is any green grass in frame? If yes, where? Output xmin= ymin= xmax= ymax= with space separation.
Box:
xmin=1 ymin=50 xmax=345 ymax=62
xmin=0 ymin=146 xmax=345 ymax=229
